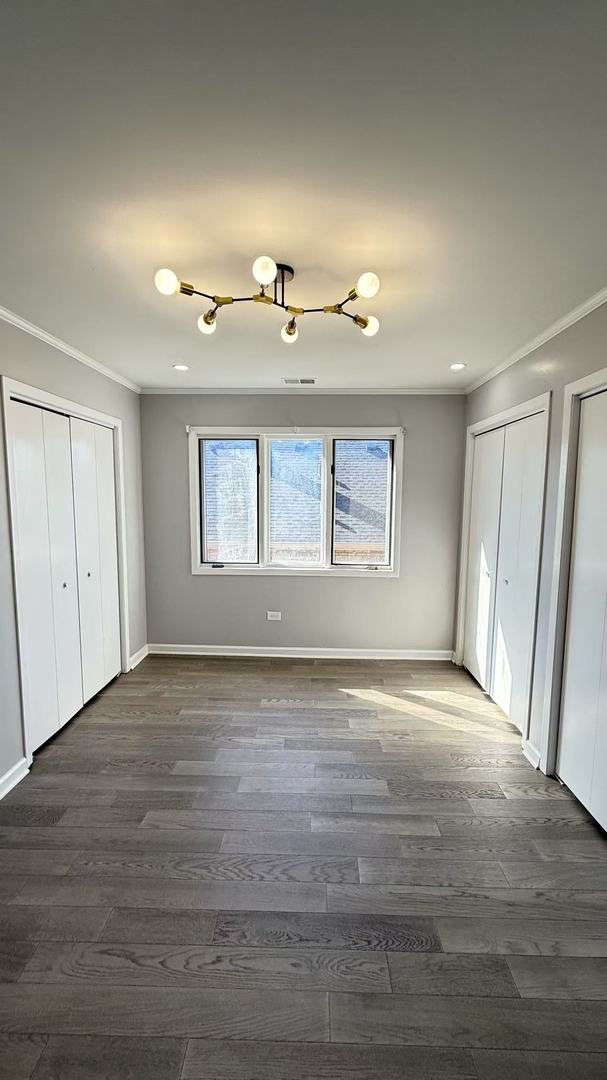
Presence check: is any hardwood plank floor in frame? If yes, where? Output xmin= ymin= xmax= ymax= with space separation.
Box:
xmin=1 ymin=655 xmax=606 ymax=1077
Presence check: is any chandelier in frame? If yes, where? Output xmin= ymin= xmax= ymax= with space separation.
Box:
xmin=154 ymin=257 xmax=380 ymax=344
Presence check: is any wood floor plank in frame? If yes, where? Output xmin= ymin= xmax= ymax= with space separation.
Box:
xmin=499 ymin=861 xmax=607 ymax=890
xmin=0 ymin=906 xmax=110 ymax=942
xmin=387 ymin=953 xmax=519 ymax=996
xmin=436 ymin=816 xmax=600 ymax=838
xmin=472 ymin=1049 xmax=607 ymax=1078
xmin=142 ymin=809 xmax=312 ymax=832
xmin=358 ymin=857 xmax=509 ymax=887
xmin=190 ymin=793 xmax=352 ymax=812
xmin=21 ymin=941 xmax=391 ymax=993
xmin=0 ymin=1033 xmax=47 ymax=1080
xmin=397 ymin=838 xmax=541 ymax=861
xmin=220 ymin=831 xmax=403 ymax=857
xmin=29 ymin=1034 xmax=186 ymax=1079
xmin=181 ymin=1039 xmax=477 ymax=1079
xmin=312 ymin=813 xmax=440 ymax=836
xmin=328 ymin=884 xmax=607 ymax=919
xmin=329 ymin=991 xmax=607 ymax=1049
xmin=99 ymin=907 xmax=217 ymax=944
xmin=173 ymin=761 xmax=316 ymax=776
xmin=69 ymin=852 xmax=359 ymax=883
xmin=532 ymin=838 xmax=607 ymax=862
xmin=350 ymin=797 xmax=475 ymax=816
xmin=0 ymin=985 xmax=330 ymax=1039
xmin=212 ymin=911 xmax=441 ymax=952
xmin=11 ymin=876 xmax=327 ymax=912
xmin=436 ymin=917 xmax=607 ymax=956
xmin=506 ymin=956 xmax=607 ymax=998
xmin=238 ymin=778 xmax=391 ymax=795
xmin=0 ymin=850 xmax=76 ymax=876
xmin=0 ymin=940 xmax=37 ymax=982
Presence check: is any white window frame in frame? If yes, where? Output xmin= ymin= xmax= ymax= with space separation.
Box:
xmin=188 ymin=426 xmax=404 ymax=577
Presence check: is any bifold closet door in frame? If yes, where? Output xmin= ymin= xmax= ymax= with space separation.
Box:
xmin=7 ymin=401 xmax=60 ymax=751
xmin=463 ymin=426 xmax=505 ymax=690
xmin=557 ymin=390 xmax=607 ymax=830
xmin=491 ymin=412 xmax=545 ymax=731
xmin=71 ymin=417 xmax=120 ymax=701
xmin=42 ymin=409 xmax=84 ymax=725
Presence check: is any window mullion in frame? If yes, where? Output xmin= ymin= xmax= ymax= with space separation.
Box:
xmin=259 ymin=435 xmax=269 ymax=567
xmin=323 ymin=435 xmax=333 ymax=568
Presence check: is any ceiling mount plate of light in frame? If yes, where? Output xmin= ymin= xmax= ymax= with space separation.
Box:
xmin=154 ymin=258 xmax=380 ymax=343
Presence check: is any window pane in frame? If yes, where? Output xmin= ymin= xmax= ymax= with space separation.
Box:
xmin=269 ymin=438 xmax=323 ymax=564
xmin=201 ymin=439 xmax=258 ymax=563
xmin=332 ymin=439 xmax=393 ymax=565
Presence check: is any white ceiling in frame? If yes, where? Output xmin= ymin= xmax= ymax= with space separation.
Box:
xmin=1 ymin=1 xmax=606 ymax=392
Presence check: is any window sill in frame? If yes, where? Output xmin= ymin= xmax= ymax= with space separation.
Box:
xmin=191 ymin=565 xmax=399 ymax=578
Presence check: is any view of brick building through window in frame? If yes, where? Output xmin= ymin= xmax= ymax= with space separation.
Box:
xmin=201 ymin=437 xmax=392 ymax=566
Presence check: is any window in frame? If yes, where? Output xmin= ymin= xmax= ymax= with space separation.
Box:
xmin=189 ymin=428 xmax=402 ymax=575
xmin=333 ymin=439 xmax=393 ymax=566
xmin=200 ymin=439 xmax=258 ymax=564
xmin=269 ymin=438 xmax=323 ymax=565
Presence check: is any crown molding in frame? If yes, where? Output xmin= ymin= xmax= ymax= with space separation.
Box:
xmin=140 ymin=385 xmax=464 ymax=396
xmin=0 ymin=304 xmax=141 ymax=394
xmin=465 ymin=284 xmax=607 ymax=394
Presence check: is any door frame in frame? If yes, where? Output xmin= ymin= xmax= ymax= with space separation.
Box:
xmin=2 ymin=377 xmax=131 ymax=759
xmin=454 ymin=392 xmax=551 ymax=761
xmin=539 ymin=365 xmax=607 ymax=775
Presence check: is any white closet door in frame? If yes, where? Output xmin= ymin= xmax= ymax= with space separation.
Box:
xmin=491 ymin=412 xmax=545 ymax=731
xmin=70 ymin=416 xmax=120 ymax=700
xmin=7 ymin=400 xmax=60 ymax=751
xmin=42 ymin=410 xmax=84 ymax=725
xmin=94 ymin=423 xmax=121 ymax=683
xmin=71 ymin=416 xmax=105 ymax=700
xmin=463 ymin=426 xmax=505 ymax=690
xmin=557 ymin=390 xmax=607 ymax=829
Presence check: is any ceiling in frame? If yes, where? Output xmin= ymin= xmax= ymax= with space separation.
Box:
xmin=1 ymin=1 xmax=606 ymax=392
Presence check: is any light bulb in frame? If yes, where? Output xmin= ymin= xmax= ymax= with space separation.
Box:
xmin=360 ymin=315 xmax=379 ymax=337
xmin=173 ymin=363 xmax=189 ymax=371
xmin=356 ymin=271 xmax=380 ymax=299
xmin=252 ymin=255 xmax=277 ymax=286
xmin=450 ymin=362 xmax=466 ymax=371
xmin=281 ymin=319 xmax=298 ymax=344
xmin=154 ymin=268 xmax=180 ymax=295
xmin=197 ymin=311 xmax=217 ymax=335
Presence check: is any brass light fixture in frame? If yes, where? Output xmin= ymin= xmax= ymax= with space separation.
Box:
xmin=154 ymin=258 xmax=380 ymax=343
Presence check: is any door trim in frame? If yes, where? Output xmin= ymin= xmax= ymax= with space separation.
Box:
xmin=454 ymin=393 xmax=551 ymax=757
xmin=2 ymin=377 xmax=130 ymax=759
xmin=540 ymin=366 xmax=607 ymax=775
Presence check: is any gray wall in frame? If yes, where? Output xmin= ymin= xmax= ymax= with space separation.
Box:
xmin=0 ymin=320 xmax=147 ymax=782
xmin=141 ymin=393 xmax=466 ymax=653
xmin=467 ymin=301 xmax=607 ymax=760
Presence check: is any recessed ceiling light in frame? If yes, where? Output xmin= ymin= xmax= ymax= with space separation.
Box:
xmin=449 ymin=362 xmax=466 ymax=371
xmin=173 ymin=363 xmax=190 ymax=371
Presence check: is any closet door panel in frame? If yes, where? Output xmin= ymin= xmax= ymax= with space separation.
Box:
xmin=491 ymin=412 xmax=545 ymax=731
xmin=94 ymin=423 xmax=121 ymax=682
xmin=7 ymin=401 xmax=59 ymax=751
xmin=463 ymin=426 xmax=505 ymax=690
xmin=70 ymin=416 xmax=104 ymax=701
xmin=42 ymin=410 xmax=83 ymax=724
xmin=557 ymin=391 xmax=607 ymax=823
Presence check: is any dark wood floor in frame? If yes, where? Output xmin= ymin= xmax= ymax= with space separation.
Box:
xmin=1 ymin=656 xmax=607 ymax=1078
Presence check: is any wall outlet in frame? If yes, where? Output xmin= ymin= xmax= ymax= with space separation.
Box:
xmin=266 ymin=610 xmax=282 ymax=621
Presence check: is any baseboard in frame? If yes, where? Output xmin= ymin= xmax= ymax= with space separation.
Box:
xmin=129 ymin=643 xmax=149 ymax=669
xmin=522 ymin=740 xmax=541 ymax=770
xmin=148 ymin=643 xmax=454 ymax=661
xmin=0 ymin=756 xmax=29 ymax=801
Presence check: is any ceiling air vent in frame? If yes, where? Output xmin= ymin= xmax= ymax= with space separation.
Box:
xmin=281 ymin=377 xmax=316 ymax=386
